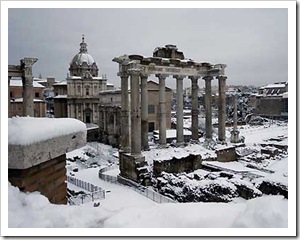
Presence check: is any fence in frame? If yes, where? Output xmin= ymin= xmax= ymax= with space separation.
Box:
xmin=99 ymin=164 xmax=119 ymax=174
xmin=98 ymin=169 xmax=176 ymax=204
xmin=67 ymin=176 xmax=106 ymax=205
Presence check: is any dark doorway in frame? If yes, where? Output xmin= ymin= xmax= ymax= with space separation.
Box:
xmin=148 ymin=122 xmax=155 ymax=132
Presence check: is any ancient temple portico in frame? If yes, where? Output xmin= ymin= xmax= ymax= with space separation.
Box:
xmin=113 ymin=45 xmax=227 ymax=183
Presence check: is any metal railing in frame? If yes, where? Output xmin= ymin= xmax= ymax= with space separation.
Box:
xmin=67 ymin=176 xmax=106 ymax=205
xmin=98 ymin=169 xmax=176 ymax=204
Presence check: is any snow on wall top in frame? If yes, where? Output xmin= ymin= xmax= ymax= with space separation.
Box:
xmin=143 ymin=144 xmax=216 ymax=164
xmin=8 ymin=117 xmax=86 ymax=146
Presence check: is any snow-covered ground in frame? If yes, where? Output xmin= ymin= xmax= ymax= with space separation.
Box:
xmin=5 ymin=120 xmax=296 ymax=236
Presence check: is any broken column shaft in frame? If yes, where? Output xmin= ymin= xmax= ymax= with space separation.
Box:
xmin=175 ymin=75 xmax=184 ymax=145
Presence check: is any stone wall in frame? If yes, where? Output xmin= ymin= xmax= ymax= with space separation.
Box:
xmin=215 ymin=146 xmax=237 ymax=162
xmin=153 ymin=154 xmax=202 ymax=176
xmin=255 ymin=97 xmax=288 ymax=118
xmin=9 ymin=154 xmax=67 ymax=204
xmin=119 ymin=152 xmax=149 ymax=185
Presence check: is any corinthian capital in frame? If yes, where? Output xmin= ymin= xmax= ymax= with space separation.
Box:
xmin=128 ymin=68 xmax=141 ymax=76
xmin=21 ymin=58 xmax=38 ymax=68
xmin=118 ymin=71 xmax=129 ymax=78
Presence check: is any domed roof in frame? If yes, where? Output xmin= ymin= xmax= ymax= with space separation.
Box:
xmin=71 ymin=52 xmax=95 ymax=66
xmin=70 ymin=35 xmax=96 ymax=66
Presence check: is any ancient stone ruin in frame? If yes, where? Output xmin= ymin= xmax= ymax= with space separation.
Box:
xmin=113 ymin=44 xmax=228 ymax=184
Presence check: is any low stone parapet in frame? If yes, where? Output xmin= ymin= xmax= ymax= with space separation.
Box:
xmin=8 ymin=117 xmax=86 ymax=204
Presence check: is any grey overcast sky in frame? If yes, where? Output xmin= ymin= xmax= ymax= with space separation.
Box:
xmin=8 ymin=7 xmax=288 ymax=89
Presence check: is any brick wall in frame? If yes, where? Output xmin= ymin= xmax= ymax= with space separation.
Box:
xmin=8 ymin=154 xmax=67 ymax=205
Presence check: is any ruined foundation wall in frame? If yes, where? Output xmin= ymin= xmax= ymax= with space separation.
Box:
xmin=153 ymin=154 xmax=202 ymax=176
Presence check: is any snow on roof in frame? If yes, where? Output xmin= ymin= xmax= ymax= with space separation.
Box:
xmin=282 ymin=92 xmax=288 ymax=98
xmin=92 ymin=77 xmax=103 ymax=80
xmin=33 ymin=78 xmax=47 ymax=83
xmin=11 ymin=98 xmax=44 ymax=103
xmin=264 ymin=84 xmax=286 ymax=89
xmin=8 ymin=117 xmax=86 ymax=146
xmin=85 ymin=123 xmax=99 ymax=130
xmin=10 ymin=79 xmax=45 ymax=88
xmin=53 ymin=80 xmax=67 ymax=85
xmin=69 ymin=76 xmax=82 ymax=79
xmin=53 ymin=95 xmax=67 ymax=99
xmin=107 ymin=82 xmax=114 ymax=86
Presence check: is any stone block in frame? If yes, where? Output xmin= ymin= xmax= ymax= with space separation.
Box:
xmin=216 ymin=146 xmax=237 ymax=162
xmin=9 ymin=131 xmax=86 ymax=169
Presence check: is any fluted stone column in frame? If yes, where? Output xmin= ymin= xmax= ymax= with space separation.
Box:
xmin=21 ymin=58 xmax=37 ymax=117
xmin=233 ymin=94 xmax=238 ymax=131
xmin=129 ymin=69 xmax=142 ymax=155
xmin=190 ymin=76 xmax=199 ymax=141
xmin=203 ymin=76 xmax=213 ymax=140
xmin=141 ymin=74 xmax=149 ymax=150
xmin=175 ymin=75 xmax=184 ymax=145
xmin=120 ymin=72 xmax=130 ymax=152
xmin=156 ymin=74 xmax=168 ymax=146
xmin=217 ymin=75 xmax=227 ymax=142
xmin=8 ymin=77 xmax=11 ymax=117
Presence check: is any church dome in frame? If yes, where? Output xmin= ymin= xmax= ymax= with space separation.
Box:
xmin=71 ymin=52 xmax=95 ymax=66
xmin=69 ymin=35 xmax=99 ymax=77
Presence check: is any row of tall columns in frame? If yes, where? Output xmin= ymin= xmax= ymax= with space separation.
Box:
xmin=119 ymin=70 xmax=227 ymax=153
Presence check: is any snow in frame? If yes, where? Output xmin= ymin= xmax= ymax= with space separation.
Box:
xmin=4 ymin=120 xmax=294 ymax=235
xmin=143 ymin=144 xmax=216 ymax=163
xmin=10 ymin=78 xmax=45 ymax=88
xmin=53 ymin=80 xmax=67 ymax=85
xmin=264 ymin=83 xmax=286 ymax=88
xmin=8 ymin=117 xmax=86 ymax=145
xmin=8 ymin=182 xmax=288 ymax=229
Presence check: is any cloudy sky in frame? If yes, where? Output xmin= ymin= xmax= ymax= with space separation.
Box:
xmin=7 ymin=5 xmax=288 ymax=89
